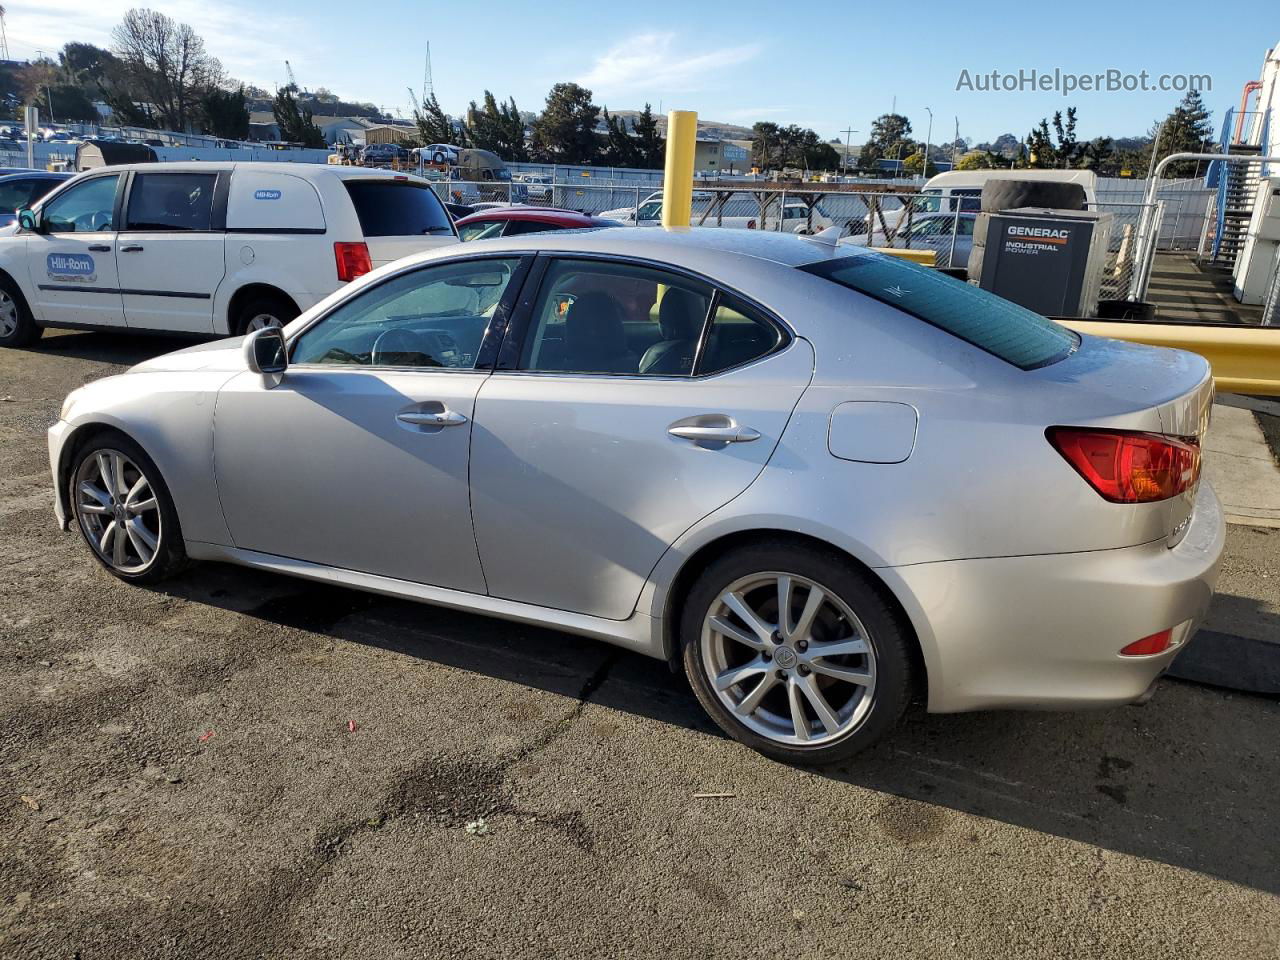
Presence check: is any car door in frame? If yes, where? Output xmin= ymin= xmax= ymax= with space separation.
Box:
xmin=25 ymin=172 xmax=126 ymax=328
xmin=212 ymin=255 xmax=528 ymax=592
xmin=469 ymin=256 xmax=815 ymax=621
xmin=115 ymin=171 xmax=225 ymax=333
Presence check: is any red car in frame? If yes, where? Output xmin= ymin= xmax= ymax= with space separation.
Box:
xmin=454 ymin=206 xmax=620 ymax=241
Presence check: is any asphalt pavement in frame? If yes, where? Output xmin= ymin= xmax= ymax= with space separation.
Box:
xmin=2 ymin=331 xmax=1277 ymax=959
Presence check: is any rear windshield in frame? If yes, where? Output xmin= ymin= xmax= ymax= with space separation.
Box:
xmin=801 ymin=254 xmax=1078 ymax=370
xmin=343 ymin=181 xmax=454 ymax=238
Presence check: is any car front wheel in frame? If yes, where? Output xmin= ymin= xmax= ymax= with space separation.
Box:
xmin=70 ymin=433 xmax=186 ymax=583
xmin=681 ymin=542 xmax=914 ymax=765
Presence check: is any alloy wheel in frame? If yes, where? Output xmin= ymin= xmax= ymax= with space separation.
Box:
xmin=701 ymin=572 xmax=878 ymax=747
xmin=74 ymin=449 xmax=162 ymax=574
xmin=245 ymin=313 xmax=282 ymax=333
xmin=0 ymin=291 xmax=18 ymax=339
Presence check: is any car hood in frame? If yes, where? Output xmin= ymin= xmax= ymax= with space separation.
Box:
xmin=128 ymin=337 xmax=247 ymax=374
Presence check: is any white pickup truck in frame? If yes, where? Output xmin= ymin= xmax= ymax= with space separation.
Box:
xmin=601 ymin=192 xmax=834 ymax=234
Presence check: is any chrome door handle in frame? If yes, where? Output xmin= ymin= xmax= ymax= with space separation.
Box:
xmin=397 ymin=409 xmax=468 ymax=427
xmin=120 ymin=244 xmax=144 ymax=253
xmin=87 ymin=244 xmax=111 ymax=252
xmin=668 ymin=424 xmax=761 ymax=444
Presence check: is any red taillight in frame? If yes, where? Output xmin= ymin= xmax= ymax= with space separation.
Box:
xmin=334 ymin=241 xmax=372 ymax=282
xmin=1120 ymin=629 xmax=1173 ymax=656
xmin=1047 ymin=427 xmax=1200 ymax=504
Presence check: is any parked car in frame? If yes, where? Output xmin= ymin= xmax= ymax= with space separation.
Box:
xmin=0 ymin=162 xmax=457 ymax=346
xmin=842 ymin=212 xmax=975 ymax=268
xmin=598 ymin=189 xmax=711 ymax=221
xmin=444 ymin=201 xmax=476 ymax=221
xmin=454 ymin=206 xmax=620 ymax=241
xmin=47 ymin=228 xmax=1222 ymax=765
xmin=514 ymin=174 xmax=553 ymax=200
xmin=0 ymin=172 xmax=71 ymax=225
xmin=604 ymin=194 xmax=834 ymax=233
xmin=361 ymin=142 xmax=411 ymax=166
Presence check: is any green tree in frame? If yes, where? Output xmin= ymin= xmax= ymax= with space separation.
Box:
xmin=1150 ymin=91 xmax=1214 ymax=178
xmin=803 ymin=140 xmax=841 ymax=171
xmin=750 ymin=121 xmax=780 ymax=170
xmin=465 ymin=91 xmax=527 ymax=161
xmin=529 ymin=82 xmax=600 ymax=163
xmin=200 ymin=84 xmax=249 ymax=139
xmin=272 ymin=82 xmax=325 ymax=147
xmin=1026 ymin=107 xmax=1080 ymax=168
xmin=860 ymin=113 xmax=913 ymax=169
xmin=413 ymin=92 xmax=458 ymax=147
xmin=902 ymin=150 xmax=938 ymax=177
xmin=955 ymin=149 xmax=1002 ymax=170
xmin=601 ymin=108 xmax=640 ymax=167
xmin=633 ymin=103 xmax=662 ymax=169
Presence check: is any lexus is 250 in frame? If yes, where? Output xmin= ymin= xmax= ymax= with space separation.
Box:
xmin=49 ymin=228 xmax=1223 ymax=764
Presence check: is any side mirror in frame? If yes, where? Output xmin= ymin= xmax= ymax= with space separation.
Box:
xmin=16 ymin=208 xmax=36 ymax=232
xmin=243 ymin=326 xmax=288 ymax=376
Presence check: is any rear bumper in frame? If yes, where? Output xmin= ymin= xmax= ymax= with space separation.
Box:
xmin=882 ymin=481 xmax=1226 ymax=713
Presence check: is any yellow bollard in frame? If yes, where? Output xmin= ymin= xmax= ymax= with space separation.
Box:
xmin=662 ymin=110 xmax=697 ymax=228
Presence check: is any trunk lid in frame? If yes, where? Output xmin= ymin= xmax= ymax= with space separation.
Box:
xmin=363 ymin=234 xmax=457 ymax=269
xmin=1032 ymin=333 xmax=1213 ymax=544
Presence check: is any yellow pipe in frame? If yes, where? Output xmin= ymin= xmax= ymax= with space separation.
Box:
xmin=871 ymin=247 xmax=936 ymax=266
xmin=662 ymin=110 xmax=697 ymax=228
xmin=1061 ymin=320 xmax=1280 ymax=397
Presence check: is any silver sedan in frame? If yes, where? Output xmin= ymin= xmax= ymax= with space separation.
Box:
xmin=48 ymin=228 xmax=1224 ymax=765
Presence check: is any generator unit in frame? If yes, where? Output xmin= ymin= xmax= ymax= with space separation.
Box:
xmin=1233 ymin=177 xmax=1280 ymax=305
xmin=972 ymin=207 xmax=1113 ymax=317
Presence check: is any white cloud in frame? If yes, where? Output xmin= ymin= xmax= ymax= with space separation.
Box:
xmin=4 ymin=0 xmax=320 ymax=89
xmin=578 ymin=32 xmax=760 ymax=95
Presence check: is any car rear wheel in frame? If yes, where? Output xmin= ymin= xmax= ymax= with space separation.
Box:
xmin=236 ymin=294 xmax=298 ymax=335
xmin=681 ymin=542 xmax=914 ymax=765
xmin=0 ymin=279 xmax=40 ymax=348
xmin=70 ymin=434 xmax=186 ymax=584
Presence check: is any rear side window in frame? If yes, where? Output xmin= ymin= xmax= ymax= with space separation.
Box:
xmin=344 ymin=181 xmax=453 ymax=238
xmin=801 ymin=254 xmax=1078 ymax=370
xmin=126 ymin=173 xmax=217 ymax=231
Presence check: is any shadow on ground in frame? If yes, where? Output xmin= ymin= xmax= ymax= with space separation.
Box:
xmin=153 ymin=560 xmax=1280 ymax=897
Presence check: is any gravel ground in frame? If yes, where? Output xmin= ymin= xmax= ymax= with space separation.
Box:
xmin=2 ymin=331 xmax=1278 ymax=959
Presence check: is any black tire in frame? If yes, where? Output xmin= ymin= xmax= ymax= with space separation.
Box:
xmin=68 ymin=431 xmax=187 ymax=584
xmin=680 ymin=541 xmax=915 ymax=766
xmin=0 ymin=276 xmax=41 ymax=348
xmin=233 ymin=293 xmax=299 ymax=336
xmin=979 ymin=179 xmax=1087 ymax=213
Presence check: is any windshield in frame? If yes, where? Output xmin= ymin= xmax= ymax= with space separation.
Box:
xmin=800 ymin=254 xmax=1078 ymax=370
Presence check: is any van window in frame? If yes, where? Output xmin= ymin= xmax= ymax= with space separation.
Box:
xmin=126 ymin=173 xmax=217 ymax=231
xmin=344 ymin=181 xmax=453 ymax=237
xmin=800 ymin=254 xmax=1078 ymax=370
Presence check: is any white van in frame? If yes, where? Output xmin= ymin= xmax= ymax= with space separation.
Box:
xmin=864 ymin=169 xmax=1099 ymax=241
xmin=918 ymin=169 xmax=1099 ymax=214
xmin=0 ymin=162 xmax=458 ymax=346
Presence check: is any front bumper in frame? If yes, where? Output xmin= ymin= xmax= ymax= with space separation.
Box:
xmin=882 ymin=481 xmax=1226 ymax=713
xmin=48 ymin=418 xmax=71 ymax=530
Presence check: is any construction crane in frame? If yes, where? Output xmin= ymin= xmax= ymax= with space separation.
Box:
xmin=284 ymin=60 xmax=299 ymax=92
xmin=407 ymin=87 xmax=421 ymax=116
xmin=0 ymin=6 xmax=9 ymax=62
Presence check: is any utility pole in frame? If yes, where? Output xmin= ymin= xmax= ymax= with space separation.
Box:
xmin=922 ymin=106 xmax=933 ymax=181
xmin=840 ymin=126 xmax=857 ymax=173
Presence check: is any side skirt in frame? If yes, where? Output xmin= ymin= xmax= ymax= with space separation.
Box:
xmin=184 ymin=541 xmax=665 ymax=659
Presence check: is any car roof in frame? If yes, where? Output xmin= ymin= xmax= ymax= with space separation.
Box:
xmin=0 ymin=171 xmax=69 ymax=181
xmin=70 ymin=161 xmax=425 ymax=183
xmin=454 ymin=207 xmax=612 ymax=227
xmin=407 ymin=225 xmax=856 ymax=270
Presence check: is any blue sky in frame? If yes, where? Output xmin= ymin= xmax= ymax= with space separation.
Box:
xmin=9 ymin=0 xmax=1268 ymax=145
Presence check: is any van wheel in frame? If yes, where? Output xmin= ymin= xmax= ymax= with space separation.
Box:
xmin=0 ymin=278 xmax=40 ymax=348
xmin=234 ymin=294 xmax=298 ymax=336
